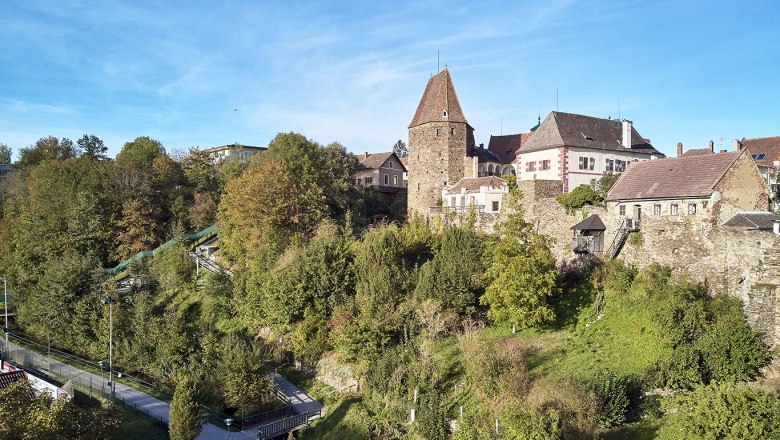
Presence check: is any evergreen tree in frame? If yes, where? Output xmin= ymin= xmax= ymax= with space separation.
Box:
xmin=169 ymin=374 xmax=203 ymax=440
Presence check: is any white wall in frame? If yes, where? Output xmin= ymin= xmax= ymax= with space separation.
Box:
xmin=566 ymin=147 xmax=658 ymax=192
xmin=516 ymin=149 xmax=561 ymax=181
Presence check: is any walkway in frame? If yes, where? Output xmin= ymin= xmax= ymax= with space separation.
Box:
xmin=272 ymin=373 xmax=323 ymax=416
xmin=3 ymin=338 xmax=256 ymax=440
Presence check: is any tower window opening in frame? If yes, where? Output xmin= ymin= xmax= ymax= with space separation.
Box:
xmin=443 ymin=111 xmax=448 ymax=117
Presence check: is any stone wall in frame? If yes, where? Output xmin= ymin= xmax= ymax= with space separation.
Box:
xmin=713 ymin=150 xmax=770 ymax=223
xmin=516 ymin=179 xmax=780 ymax=346
xmin=408 ymin=121 xmax=470 ymax=218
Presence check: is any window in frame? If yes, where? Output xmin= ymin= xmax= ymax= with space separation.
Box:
xmin=417 ymin=183 xmax=420 ymax=190
xmin=579 ymin=157 xmax=595 ymax=170
xmin=606 ymin=159 xmax=614 ymax=172
xmin=450 ymin=128 xmax=455 ymax=135
xmin=615 ymin=160 xmax=627 ymax=172
xmin=752 ymin=153 xmax=767 ymax=160
xmin=653 ymin=204 xmax=661 ymax=215
xmin=436 ymin=128 xmax=441 ymax=136
xmin=541 ymin=160 xmax=550 ymax=170
xmin=688 ymin=203 xmax=697 ymax=215
xmin=393 ymin=175 xmax=398 ymax=186
xmin=619 ymin=205 xmax=626 ymax=215
xmin=389 ymin=161 xmax=393 ymax=168
xmin=526 ymin=161 xmax=537 ymax=172
xmin=384 ymin=174 xmax=389 ymax=185
xmin=670 ymin=203 xmax=678 ymax=215
xmin=492 ymin=201 xmax=500 ymax=211
xmin=365 ymin=177 xmax=373 ymax=185
xmin=451 ymin=197 xmax=456 ymax=206
xmin=443 ymin=110 xmax=448 ymax=117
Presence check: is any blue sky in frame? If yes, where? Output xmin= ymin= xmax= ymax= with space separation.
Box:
xmin=1 ymin=0 xmax=779 ymax=158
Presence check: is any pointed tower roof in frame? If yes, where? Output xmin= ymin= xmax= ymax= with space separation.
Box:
xmin=409 ymin=68 xmax=469 ymax=128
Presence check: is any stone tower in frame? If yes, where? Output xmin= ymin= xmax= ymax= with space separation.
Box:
xmin=407 ymin=68 xmax=475 ymax=218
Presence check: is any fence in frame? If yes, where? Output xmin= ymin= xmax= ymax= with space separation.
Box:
xmin=257 ymin=410 xmax=322 ymax=439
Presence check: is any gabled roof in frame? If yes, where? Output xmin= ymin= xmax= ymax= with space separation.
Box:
xmin=201 ymin=144 xmax=266 ymax=154
xmin=607 ymin=151 xmax=741 ymax=201
xmin=357 ymin=152 xmax=407 ymax=172
xmin=447 ymin=176 xmax=507 ymax=193
xmin=721 ymin=211 xmax=779 ymax=230
xmin=681 ymin=148 xmax=714 ymax=157
xmin=741 ymin=136 xmax=780 ymax=167
xmin=519 ymin=111 xmax=663 ymax=156
xmin=487 ymin=133 xmax=533 ymax=164
xmin=571 ymin=214 xmax=606 ymax=231
xmin=409 ymin=69 xmax=469 ymax=128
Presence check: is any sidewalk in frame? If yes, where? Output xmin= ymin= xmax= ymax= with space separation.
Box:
xmin=4 ymin=339 xmax=256 ymax=440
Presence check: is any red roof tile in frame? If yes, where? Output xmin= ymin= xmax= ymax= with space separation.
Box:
xmin=607 ymin=151 xmax=740 ymax=201
xmin=741 ymin=136 xmax=780 ymax=167
xmin=487 ymin=133 xmax=533 ymax=164
xmin=681 ymin=148 xmax=714 ymax=157
xmin=409 ymin=69 xmax=469 ymax=128
xmin=356 ymin=152 xmax=407 ymax=172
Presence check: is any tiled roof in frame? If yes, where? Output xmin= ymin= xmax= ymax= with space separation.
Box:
xmin=487 ymin=133 xmax=533 ymax=164
xmin=409 ymin=69 xmax=469 ymax=128
xmin=519 ymin=111 xmax=663 ymax=156
xmin=607 ymin=151 xmax=741 ymax=201
xmin=399 ymin=156 xmax=408 ymax=167
xmin=357 ymin=152 xmax=407 ymax=172
xmin=447 ymin=176 xmax=507 ymax=193
xmin=571 ymin=214 xmax=606 ymax=231
xmin=201 ymin=144 xmax=266 ymax=153
xmin=721 ymin=211 xmax=779 ymax=229
xmin=681 ymin=148 xmax=714 ymax=157
xmin=741 ymin=136 xmax=780 ymax=167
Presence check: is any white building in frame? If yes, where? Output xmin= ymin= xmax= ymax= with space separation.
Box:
xmin=515 ymin=112 xmax=664 ymax=193
xmin=440 ymin=176 xmax=508 ymax=213
xmin=201 ymin=144 xmax=267 ymax=163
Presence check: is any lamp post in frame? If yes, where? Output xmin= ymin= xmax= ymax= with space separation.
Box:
xmin=100 ymin=296 xmax=115 ymax=402
xmin=225 ymin=417 xmax=234 ymax=439
xmin=1 ymin=276 xmax=7 ymax=362
xmin=98 ymin=360 xmax=105 ymax=391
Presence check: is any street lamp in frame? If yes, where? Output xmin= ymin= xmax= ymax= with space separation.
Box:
xmin=225 ymin=417 xmax=234 ymax=439
xmin=98 ymin=360 xmax=105 ymax=390
xmin=100 ymin=296 xmax=116 ymax=402
xmin=1 ymin=276 xmax=7 ymax=362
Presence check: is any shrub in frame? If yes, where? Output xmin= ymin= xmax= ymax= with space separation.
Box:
xmin=657 ymin=382 xmax=780 ymax=439
xmin=654 ymin=345 xmax=703 ymax=390
xmin=697 ymin=313 xmax=770 ymax=383
xmin=590 ymin=371 xmax=633 ymax=428
xmin=415 ymin=391 xmax=448 ymax=440
xmin=501 ymin=401 xmax=564 ymax=440
xmin=556 ymin=185 xmax=602 ymax=214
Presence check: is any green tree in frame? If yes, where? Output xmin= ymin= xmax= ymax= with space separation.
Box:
xmin=392 ymin=139 xmax=408 ymax=157
xmin=481 ymin=192 xmax=558 ymax=330
xmin=0 ymin=143 xmax=12 ymax=163
xmin=169 ymin=374 xmax=204 ymax=440
xmin=77 ymin=134 xmax=109 ymax=160
xmin=15 ymin=136 xmax=79 ymax=172
xmin=220 ymin=335 xmax=273 ymax=412
xmin=657 ymin=382 xmax=780 ymax=439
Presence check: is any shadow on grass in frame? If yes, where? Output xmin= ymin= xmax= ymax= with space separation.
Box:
xmin=599 ymin=419 xmax=662 ymax=440
xmin=300 ymin=396 xmax=367 ymax=440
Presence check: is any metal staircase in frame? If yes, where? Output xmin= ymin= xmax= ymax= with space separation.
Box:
xmin=606 ymin=219 xmax=641 ymax=259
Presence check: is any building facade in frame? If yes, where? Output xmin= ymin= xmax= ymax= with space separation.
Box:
xmin=201 ymin=144 xmax=266 ymax=163
xmin=353 ymin=151 xmax=407 ymax=192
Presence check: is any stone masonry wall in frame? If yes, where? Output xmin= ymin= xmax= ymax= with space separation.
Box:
xmin=517 ymin=179 xmax=780 ymax=345
xmin=408 ymin=121 xmax=469 ymax=218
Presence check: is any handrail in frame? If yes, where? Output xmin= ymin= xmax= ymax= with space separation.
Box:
xmin=257 ymin=410 xmax=321 ymax=439
xmin=606 ymin=219 xmax=627 ymax=258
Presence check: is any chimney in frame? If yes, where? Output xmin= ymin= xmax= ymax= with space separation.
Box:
xmin=364 ymin=152 xmax=369 ymax=159
xmin=621 ymin=120 xmax=632 ymax=149
xmin=719 ymin=149 xmax=727 ymax=154
xmin=479 ymin=143 xmax=484 ymax=149
xmin=676 ymin=142 xmax=683 ymax=157
xmin=732 ymin=139 xmax=742 ymax=151
xmin=708 ymin=140 xmax=714 ymax=153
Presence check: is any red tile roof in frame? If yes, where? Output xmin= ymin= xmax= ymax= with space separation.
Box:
xmin=681 ymin=148 xmax=714 ymax=157
xmin=447 ymin=176 xmax=507 ymax=193
xmin=721 ymin=212 xmax=779 ymax=229
xmin=607 ymin=151 xmax=741 ymax=201
xmin=741 ymin=136 xmax=780 ymax=167
xmin=409 ymin=69 xmax=469 ymax=128
xmin=487 ymin=133 xmax=533 ymax=164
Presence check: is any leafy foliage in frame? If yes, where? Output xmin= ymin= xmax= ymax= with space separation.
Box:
xmin=169 ymin=374 xmax=203 ymax=440
xmin=555 ymin=184 xmax=602 ymax=214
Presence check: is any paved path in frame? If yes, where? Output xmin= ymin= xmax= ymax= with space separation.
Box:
xmin=4 ymin=339 xmax=256 ymax=440
xmin=272 ymin=373 xmax=323 ymax=416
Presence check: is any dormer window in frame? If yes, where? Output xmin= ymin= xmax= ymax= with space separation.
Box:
xmin=443 ymin=111 xmax=448 ymax=117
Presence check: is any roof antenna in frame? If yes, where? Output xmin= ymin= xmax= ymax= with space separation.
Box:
xmin=556 ymin=88 xmax=559 ymax=111
xmin=437 ymin=50 xmax=440 ymax=72
xmin=500 ymin=118 xmax=503 ymax=135
xmin=618 ymin=101 xmax=621 ymax=120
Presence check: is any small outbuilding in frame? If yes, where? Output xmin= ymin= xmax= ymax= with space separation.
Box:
xmin=571 ymin=214 xmax=606 ymax=254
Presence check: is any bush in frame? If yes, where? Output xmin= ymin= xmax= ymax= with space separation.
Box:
xmin=501 ymin=401 xmax=564 ymax=440
xmin=657 ymin=382 xmax=780 ymax=439
xmin=415 ymin=391 xmax=448 ymax=440
xmin=697 ymin=313 xmax=770 ymax=383
xmin=654 ymin=345 xmax=703 ymax=390
xmin=590 ymin=371 xmax=633 ymax=428
xmin=556 ymin=185 xmax=602 ymax=214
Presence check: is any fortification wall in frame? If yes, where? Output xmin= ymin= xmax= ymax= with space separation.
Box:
xmin=517 ymin=179 xmax=780 ymax=345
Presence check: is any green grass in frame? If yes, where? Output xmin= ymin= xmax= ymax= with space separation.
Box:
xmin=298 ymin=396 xmax=369 ymax=440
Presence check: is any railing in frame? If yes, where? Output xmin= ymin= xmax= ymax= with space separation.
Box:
xmin=257 ymin=410 xmax=322 ymax=439
xmin=240 ymin=405 xmax=295 ymax=428
xmin=429 ymin=205 xmax=486 ymax=214
xmin=606 ymin=218 xmax=642 ymax=259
